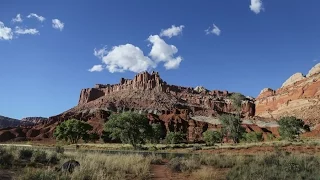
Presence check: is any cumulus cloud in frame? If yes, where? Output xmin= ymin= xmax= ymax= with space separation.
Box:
xmin=0 ymin=22 xmax=13 ymax=40
xmin=250 ymin=0 xmax=264 ymax=14
xmin=205 ymin=24 xmax=221 ymax=36
xmin=15 ymin=27 xmax=39 ymax=35
xmin=94 ymin=44 xmax=156 ymax=73
xmin=160 ymin=25 xmax=185 ymax=38
xmin=12 ymin=14 xmax=23 ymax=23
xmin=88 ymin=65 xmax=104 ymax=72
xmin=27 ymin=13 xmax=45 ymax=22
xmin=52 ymin=19 xmax=64 ymax=31
xmin=148 ymin=35 xmax=182 ymax=69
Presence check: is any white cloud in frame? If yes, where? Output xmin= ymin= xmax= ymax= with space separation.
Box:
xmin=0 ymin=22 xmax=13 ymax=40
xmin=27 ymin=13 xmax=45 ymax=22
xmin=15 ymin=27 xmax=39 ymax=35
xmin=52 ymin=19 xmax=64 ymax=31
xmin=250 ymin=0 xmax=264 ymax=14
xmin=94 ymin=44 xmax=156 ymax=73
xmin=205 ymin=24 xmax=221 ymax=36
xmin=148 ymin=35 xmax=182 ymax=69
xmin=160 ymin=25 xmax=185 ymax=38
xmin=12 ymin=14 xmax=23 ymax=23
xmin=88 ymin=65 xmax=104 ymax=72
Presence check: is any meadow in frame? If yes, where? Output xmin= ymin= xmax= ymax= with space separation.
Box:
xmin=1 ymin=140 xmax=320 ymax=180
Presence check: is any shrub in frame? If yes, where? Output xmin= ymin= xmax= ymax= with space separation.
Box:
xmin=168 ymin=157 xmax=200 ymax=172
xmin=203 ymin=130 xmax=222 ymax=146
xmin=48 ymin=153 xmax=59 ymax=165
xmin=243 ymin=132 xmax=263 ymax=142
xmin=19 ymin=149 xmax=33 ymax=160
xmin=55 ymin=146 xmax=64 ymax=154
xmin=165 ymin=132 xmax=185 ymax=144
xmin=32 ymin=150 xmax=47 ymax=164
xmin=0 ymin=147 xmax=14 ymax=168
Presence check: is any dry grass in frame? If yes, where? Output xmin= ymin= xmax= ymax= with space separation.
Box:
xmin=66 ymin=152 xmax=151 ymax=180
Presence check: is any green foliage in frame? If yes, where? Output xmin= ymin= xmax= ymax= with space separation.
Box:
xmin=32 ymin=150 xmax=47 ymax=164
xmin=203 ymin=130 xmax=222 ymax=146
xmin=0 ymin=147 xmax=14 ymax=168
xmin=230 ymin=93 xmax=246 ymax=112
xmin=53 ymin=119 xmax=93 ymax=144
xmin=165 ymin=132 xmax=185 ymax=144
xmin=278 ymin=116 xmax=304 ymax=140
xmin=151 ymin=123 xmax=164 ymax=144
xmin=84 ymin=132 xmax=100 ymax=143
xmin=19 ymin=148 xmax=33 ymax=160
xmin=104 ymin=112 xmax=153 ymax=149
xmin=101 ymin=130 xmax=112 ymax=143
xmin=243 ymin=132 xmax=263 ymax=142
xmin=48 ymin=153 xmax=59 ymax=165
xmin=219 ymin=114 xmax=245 ymax=143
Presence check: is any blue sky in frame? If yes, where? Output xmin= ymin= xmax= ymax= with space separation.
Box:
xmin=0 ymin=0 xmax=319 ymax=119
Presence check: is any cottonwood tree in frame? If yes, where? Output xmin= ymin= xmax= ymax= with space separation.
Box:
xmin=104 ymin=112 xmax=152 ymax=149
xmin=54 ymin=119 xmax=93 ymax=144
xmin=278 ymin=116 xmax=305 ymax=140
xmin=229 ymin=93 xmax=246 ymax=116
xmin=219 ymin=114 xmax=245 ymax=143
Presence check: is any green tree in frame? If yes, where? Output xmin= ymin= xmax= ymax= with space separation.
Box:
xmin=104 ymin=112 xmax=152 ymax=149
xmin=53 ymin=119 xmax=93 ymax=144
xmin=203 ymin=130 xmax=222 ymax=146
xmin=83 ymin=132 xmax=100 ymax=143
xmin=230 ymin=93 xmax=246 ymax=115
xmin=165 ymin=132 xmax=185 ymax=144
xmin=278 ymin=116 xmax=305 ymax=140
xmin=219 ymin=114 xmax=245 ymax=143
xmin=151 ymin=123 xmax=164 ymax=144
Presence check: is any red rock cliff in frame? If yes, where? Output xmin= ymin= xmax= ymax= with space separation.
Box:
xmin=255 ymin=63 xmax=320 ymax=124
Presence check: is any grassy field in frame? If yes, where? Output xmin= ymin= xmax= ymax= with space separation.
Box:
xmin=1 ymin=141 xmax=320 ymax=180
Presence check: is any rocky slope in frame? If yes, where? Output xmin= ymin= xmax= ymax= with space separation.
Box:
xmin=255 ymin=63 xmax=320 ymax=125
xmin=0 ymin=116 xmax=20 ymax=128
xmin=1 ymin=71 xmax=275 ymax=142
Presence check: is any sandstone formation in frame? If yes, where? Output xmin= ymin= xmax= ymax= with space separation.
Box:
xmin=0 ymin=71 xmax=268 ymax=142
xmin=256 ymin=63 xmax=320 ymax=125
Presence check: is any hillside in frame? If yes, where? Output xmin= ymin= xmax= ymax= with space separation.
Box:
xmin=0 ymin=116 xmax=20 ymax=128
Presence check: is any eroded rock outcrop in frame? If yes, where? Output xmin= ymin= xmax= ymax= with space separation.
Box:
xmin=256 ymin=63 xmax=320 ymax=125
xmin=0 ymin=71 xmax=262 ymax=142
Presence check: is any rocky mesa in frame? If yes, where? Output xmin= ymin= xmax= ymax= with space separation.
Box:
xmin=1 ymin=71 xmax=273 ymax=142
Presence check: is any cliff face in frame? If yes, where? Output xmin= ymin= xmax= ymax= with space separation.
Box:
xmin=0 ymin=71 xmax=261 ymax=142
xmin=76 ymin=71 xmax=255 ymax=117
xmin=255 ymin=63 xmax=320 ymax=125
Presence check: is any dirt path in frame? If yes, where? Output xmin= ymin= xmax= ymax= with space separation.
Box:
xmin=150 ymin=164 xmax=171 ymax=180
xmin=150 ymin=164 xmax=190 ymax=180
